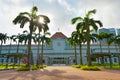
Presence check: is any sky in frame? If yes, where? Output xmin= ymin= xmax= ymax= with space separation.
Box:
xmin=0 ymin=0 xmax=120 ymax=37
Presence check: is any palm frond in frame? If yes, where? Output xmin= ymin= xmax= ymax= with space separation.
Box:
xmin=39 ymin=15 xmax=50 ymax=23
xmin=31 ymin=6 xmax=38 ymax=13
xmin=85 ymin=9 xmax=96 ymax=18
xmin=71 ymin=17 xmax=83 ymax=24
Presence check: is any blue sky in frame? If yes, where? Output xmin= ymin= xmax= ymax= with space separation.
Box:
xmin=0 ymin=0 xmax=120 ymax=37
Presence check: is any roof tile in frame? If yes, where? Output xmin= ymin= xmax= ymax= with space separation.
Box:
xmin=51 ymin=32 xmax=67 ymax=39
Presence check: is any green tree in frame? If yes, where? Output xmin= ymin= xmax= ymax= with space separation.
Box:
xmin=114 ymin=35 xmax=120 ymax=52
xmin=0 ymin=33 xmax=8 ymax=65
xmin=71 ymin=9 xmax=102 ymax=66
xmin=34 ymin=33 xmax=41 ymax=67
xmin=92 ymin=32 xmax=106 ymax=53
xmin=0 ymin=33 xmax=8 ymax=54
xmin=13 ymin=6 xmax=50 ymax=68
xmin=72 ymin=31 xmax=84 ymax=65
xmin=6 ymin=35 xmax=16 ymax=69
xmin=104 ymin=33 xmax=114 ymax=68
xmin=67 ymin=32 xmax=78 ymax=65
xmin=40 ymin=32 xmax=51 ymax=65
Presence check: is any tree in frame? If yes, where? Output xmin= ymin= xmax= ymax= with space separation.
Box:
xmin=0 ymin=33 xmax=8 ymax=54
xmin=13 ymin=6 xmax=50 ymax=68
xmin=71 ymin=9 xmax=103 ymax=66
xmin=72 ymin=31 xmax=84 ymax=65
xmin=104 ymin=33 xmax=114 ymax=68
xmin=92 ymin=32 xmax=105 ymax=53
xmin=104 ymin=33 xmax=114 ymax=54
xmin=40 ymin=32 xmax=51 ymax=65
xmin=0 ymin=33 xmax=8 ymax=65
xmin=33 ymin=32 xmax=41 ymax=67
xmin=6 ymin=35 xmax=16 ymax=69
xmin=67 ymin=33 xmax=78 ymax=65
xmin=114 ymin=35 xmax=120 ymax=52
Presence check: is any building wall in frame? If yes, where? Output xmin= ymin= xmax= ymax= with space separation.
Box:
xmin=0 ymin=38 xmax=120 ymax=65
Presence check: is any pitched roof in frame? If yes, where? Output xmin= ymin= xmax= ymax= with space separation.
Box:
xmin=51 ymin=32 xmax=67 ymax=39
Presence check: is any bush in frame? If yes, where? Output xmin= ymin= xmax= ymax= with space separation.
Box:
xmin=72 ymin=65 xmax=81 ymax=68
xmin=17 ymin=66 xmax=29 ymax=71
xmin=32 ymin=65 xmax=37 ymax=70
xmin=39 ymin=64 xmax=47 ymax=69
xmin=17 ymin=65 xmax=37 ymax=71
xmin=81 ymin=66 xmax=101 ymax=71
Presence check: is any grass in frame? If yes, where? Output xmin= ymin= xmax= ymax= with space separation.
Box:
xmin=92 ymin=63 xmax=120 ymax=69
xmin=0 ymin=64 xmax=47 ymax=71
xmin=72 ymin=63 xmax=120 ymax=71
xmin=72 ymin=64 xmax=101 ymax=71
xmin=0 ymin=64 xmax=17 ymax=70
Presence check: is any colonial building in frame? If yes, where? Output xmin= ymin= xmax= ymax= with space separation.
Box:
xmin=0 ymin=32 xmax=120 ymax=65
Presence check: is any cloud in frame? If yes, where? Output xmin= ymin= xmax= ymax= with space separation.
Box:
xmin=57 ymin=0 xmax=75 ymax=13
xmin=0 ymin=0 xmax=120 ymax=37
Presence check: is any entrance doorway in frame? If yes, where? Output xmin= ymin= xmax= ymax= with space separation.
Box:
xmin=51 ymin=57 xmax=67 ymax=65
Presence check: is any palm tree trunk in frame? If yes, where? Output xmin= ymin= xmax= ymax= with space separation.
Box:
xmin=37 ymin=33 xmax=41 ymax=67
xmin=16 ymin=42 xmax=19 ymax=65
xmin=74 ymin=43 xmax=77 ymax=65
xmin=6 ymin=41 xmax=11 ymax=69
xmin=0 ymin=41 xmax=3 ymax=54
xmin=79 ymin=44 xmax=83 ymax=65
xmin=41 ymin=40 xmax=44 ymax=65
xmin=27 ymin=29 xmax=33 ymax=68
xmin=108 ymin=44 xmax=112 ymax=68
xmin=86 ymin=29 xmax=91 ymax=66
xmin=0 ymin=41 xmax=3 ymax=64
xmin=118 ymin=56 xmax=120 ymax=68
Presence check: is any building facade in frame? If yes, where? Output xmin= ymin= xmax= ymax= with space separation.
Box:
xmin=0 ymin=32 xmax=120 ymax=65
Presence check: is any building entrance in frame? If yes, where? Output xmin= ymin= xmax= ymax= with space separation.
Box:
xmin=51 ymin=57 xmax=67 ymax=65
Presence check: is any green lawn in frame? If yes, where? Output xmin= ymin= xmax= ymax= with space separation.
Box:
xmin=92 ymin=63 xmax=120 ymax=69
xmin=0 ymin=64 xmax=47 ymax=71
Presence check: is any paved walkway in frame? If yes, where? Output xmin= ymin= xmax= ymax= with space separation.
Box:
xmin=0 ymin=66 xmax=120 ymax=80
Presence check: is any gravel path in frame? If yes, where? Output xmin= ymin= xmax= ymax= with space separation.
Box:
xmin=0 ymin=66 xmax=120 ymax=80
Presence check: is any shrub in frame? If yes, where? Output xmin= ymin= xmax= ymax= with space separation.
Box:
xmin=17 ymin=65 xmax=37 ymax=71
xmin=72 ymin=65 xmax=81 ymax=68
xmin=39 ymin=64 xmax=47 ymax=69
xmin=17 ymin=66 xmax=29 ymax=71
xmin=32 ymin=65 xmax=37 ymax=70
xmin=81 ymin=66 xmax=101 ymax=71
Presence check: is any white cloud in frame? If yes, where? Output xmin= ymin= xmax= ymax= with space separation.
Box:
xmin=58 ymin=0 xmax=75 ymax=13
xmin=0 ymin=0 xmax=120 ymax=37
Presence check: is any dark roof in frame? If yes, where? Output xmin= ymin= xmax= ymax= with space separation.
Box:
xmin=51 ymin=32 xmax=67 ymax=39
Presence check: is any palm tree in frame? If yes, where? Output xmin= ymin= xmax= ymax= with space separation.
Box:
xmin=16 ymin=33 xmax=27 ymax=67
xmin=114 ymin=35 xmax=120 ymax=52
xmin=67 ymin=34 xmax=78 ymax=65
xmin=71 ymin=9 xmax=103 ymax=66
xmin=104 ymin=33 xmax=114 ymax=54
xmin=13 ymin=6 xmax=50 ymax=68
xmin=92 ymin=32 xmax=106 ymax=53
xmin=0 ymin=33 xmax=8 ymax=65
xmin=0 ymin=33 xmax=8 ymax=54
xmin=104 ymin=33 xmax=114 ymax=68
xmin=34 ymin=33 xmax=41 ymax=67
xmin=40 ymin=32 xmax=51 ymax=65
xmin=6 ymin=35 xmax=16 ymax=69
xmin=0 ymin=33 xmax=3 ymax=55
xmin=72 ymin=31 xmax=84 ymax=65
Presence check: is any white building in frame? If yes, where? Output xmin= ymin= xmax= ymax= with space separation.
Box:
xmin=0 ymin=32 xmax=120 ymax=65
